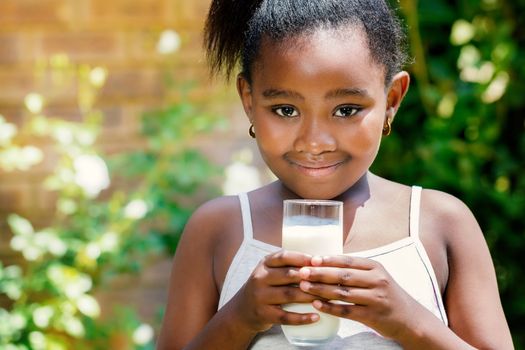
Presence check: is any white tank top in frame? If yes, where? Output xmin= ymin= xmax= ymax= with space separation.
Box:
xmin=218 ymin=186 xmax=448 ymax=349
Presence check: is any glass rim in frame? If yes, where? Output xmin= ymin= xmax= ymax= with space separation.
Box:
xmin=283 ymin=199 xmax=342 ymax=206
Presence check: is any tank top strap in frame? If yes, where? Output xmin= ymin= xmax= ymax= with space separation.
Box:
xmin=409 ymin=186 xmax=422 ymax=238
xmin=238 ymin=192 xmax=254 ymax=240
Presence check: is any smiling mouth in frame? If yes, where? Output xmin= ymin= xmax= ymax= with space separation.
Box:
xmin=290 ymin=161 xmax=345 ymax=177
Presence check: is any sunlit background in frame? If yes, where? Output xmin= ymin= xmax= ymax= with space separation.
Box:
xmin=0 ymin=1 xmax=268 ymax=349
xmin=1 ymin=0 xmax=524 ymax=349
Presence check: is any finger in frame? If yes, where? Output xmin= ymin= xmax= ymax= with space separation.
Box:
xmin=299 ymin=266 xmax=374 ymax=287
xmin=259 ymin=286 xmax=319 ymax=304
xmin=268 ymin=305 xmax=320 ymax=326
xmin=311 ymin=255 xmax=376 ymax=270
xmin=265 ymin=250 xmax=312 ymax=268
xmin=264 ymin=266 xmax=303 ymax=285
xmin=312 ymin=300 xmax=367 ymax=321
xmin=299 ymin=281 xmax=371 ymax=305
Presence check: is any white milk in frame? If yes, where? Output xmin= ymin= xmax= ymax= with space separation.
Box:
xmin=281 ymin=220 xmax=342 ymax=345
xmin=282 ymin=223 xmax=342 ymax=256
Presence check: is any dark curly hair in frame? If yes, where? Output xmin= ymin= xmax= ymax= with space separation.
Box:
xmin=204 ymin=0 xmax=409 ymax=86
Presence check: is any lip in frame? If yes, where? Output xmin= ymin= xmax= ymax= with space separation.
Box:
xmin=289 ymin=160 xmax=345 ymax=177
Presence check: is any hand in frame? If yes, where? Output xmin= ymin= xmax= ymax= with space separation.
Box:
xmin=232 ymin=250 xmax=320 ymax=333
xmin=298 ymin=255 xmax=422 ymax=340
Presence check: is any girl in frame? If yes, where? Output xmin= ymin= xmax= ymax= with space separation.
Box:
xmin=157 ymin=0 xmax=513 ymax=349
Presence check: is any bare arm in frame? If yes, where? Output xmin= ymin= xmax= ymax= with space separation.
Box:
xmin=295 ymin=190 xmax=513 ymax=349
xmin=427 ymin=190 xmax=513 ymax=349
xmin=156 ymin=199 xmax=319 ymax=350
xmin=156 ymin=200 xmax=257 ymax=350
xmin=396 ymin=189 xmax=513 ymax=349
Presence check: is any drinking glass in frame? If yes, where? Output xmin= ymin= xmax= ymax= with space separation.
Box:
xmin=281 ymin=199 xmax=343 ymax=347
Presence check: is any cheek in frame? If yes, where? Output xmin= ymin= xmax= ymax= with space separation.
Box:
xmin=255 ymin=125 xmax=288 ymax=160
xmin=339 ymin=117 xmax=383 ymax=152
xmin=253 ymin=113 xmax=292 ymax=152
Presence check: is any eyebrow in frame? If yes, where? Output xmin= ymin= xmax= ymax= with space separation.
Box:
xmin=261 ymin=87 xmax=370 ymax=100
xmin=262 ymin=89 xmax=304 ymax=100
xmin=325 ymin=88 xmax=370 ymax=99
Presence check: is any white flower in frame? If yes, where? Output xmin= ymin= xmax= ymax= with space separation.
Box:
xmin=46 ymin=235 xmax=67 ymax=257
xmin=0 ymin=146 xmax=43 ymax=171
xmin=89 ymin=67 xmax=108 ymax=88
xmin=222 ymin=162 xmax=262 ymax=195
xmin=450 ymin=19 xmax=475 ymax=46
xmin=20 ymin=146 xmax=44 ymax=167
xmin=85 ymin=242 xmax=101 ymax=259
xmin=157 ymin=29 xmax=181 ymax=55
xmin=62 ymin=315 xmax=85 ymax=338
xmin=53 ymin=126 xmax=74 ymax=145
xmin=99 ymin=232 xmax=119 ymax=252
xmin=57 ymin=198 xmax=78 ymax=215
xmin=124 ymin=199 xmax=148 ymax=220
xmin=73 ymin=154 xmax=110 ymax=198
xmin=0 ymin=118 xmax=17 ymax=146
xmin=29 ymin=331 xmax=47 ymax=349
xmin=76 ymin=294 xmax=100 ymax=318
xmin=33 ymin=306 xmax=54 ymax=328
xmin=64 ymin=274 xmax=92 ymax=299
xmin=7 ymin=214 xmax=34 ymax=236
xmin=24 ymin=93 xmax=44 ymax=114
xmin=457 ymin=45 xmax=480 ymax=70
xmin=47 ymin=266 xmax=93 ymax=299
xmin=482 ymin=71 xmax=509 ymax=103
xmin=76 ymin=129 xmax=96 ymax=146
xmin=4 ymin=282 xmax=22 ymax=300
xmin=437 ymin=92 xmax=457 ymax=119
xmin=10 ymin=312 xmax=27 ymax=330
xmin=133 ymin=323 xmax=154 ymax=345
xmin=4 ymin=265 xmax=22 ymax=279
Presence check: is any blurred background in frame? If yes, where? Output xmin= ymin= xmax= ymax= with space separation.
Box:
xmin=0 ymin=0 xmax=523 ymax=349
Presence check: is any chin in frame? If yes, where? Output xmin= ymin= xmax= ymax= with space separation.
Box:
xmin=286 ymin=183 xmax=343 ymax=200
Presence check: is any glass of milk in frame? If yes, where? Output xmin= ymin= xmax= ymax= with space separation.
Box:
xmin=281 ymin=199 xmax=343 ymax=347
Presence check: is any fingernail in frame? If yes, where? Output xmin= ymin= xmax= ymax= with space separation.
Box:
xmin=311 ymin=313 xmax=320 ymax=322
xmin=299 ymin=280 xmax=311 ymax=291
xmin=311 ymin=256 xmax=323 ymax=266
xmin=312 ymin=300 xmax=323 ymax=309
xmin=299 ymin=267 xmax=310 ymax=278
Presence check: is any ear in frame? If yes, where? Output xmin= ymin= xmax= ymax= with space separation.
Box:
xmin=236 ymin=74 xmax=254 ymax=122
xmin=385 ymin=71 xmax=410 ymax=122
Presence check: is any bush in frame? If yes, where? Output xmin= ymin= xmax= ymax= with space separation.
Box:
xmin=375 ymin=1 xmax=524 ymax=347
xmin=0 ymin=56 xmax=220 ymax=350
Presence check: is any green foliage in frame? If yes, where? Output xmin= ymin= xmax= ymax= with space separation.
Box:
xmin=0 ymin=55 xmax=220 ymax=349
xmin=376 ymin=0 xmax=524 ymax=347
xmin=111 ymin=102 xmax=222 ymax=255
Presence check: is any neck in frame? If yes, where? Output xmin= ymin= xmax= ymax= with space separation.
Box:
xmin=274 ymin=171 xmax=373 ymax=208
xmin=335 ymin=172 xmax=372 ymax=209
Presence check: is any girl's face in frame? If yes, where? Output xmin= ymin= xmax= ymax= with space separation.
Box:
xmin=238 ymin=26 xmax=409 ymax=199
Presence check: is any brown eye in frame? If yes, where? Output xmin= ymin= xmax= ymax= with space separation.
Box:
xmin=334 ymin=106 xmax=360 ymax=117
xmin=273 ymin=106 xmax=299 ymax=118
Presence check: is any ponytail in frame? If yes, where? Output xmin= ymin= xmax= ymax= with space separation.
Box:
xmin=204 ymin=0 xmax=264 ymax=80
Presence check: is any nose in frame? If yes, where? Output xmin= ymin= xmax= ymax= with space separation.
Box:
xmin=293 ymin=117 xmax=337 ymax=155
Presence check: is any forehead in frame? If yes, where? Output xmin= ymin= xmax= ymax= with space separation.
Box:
xmin=252 ymin=26 xmax=386 ymax=91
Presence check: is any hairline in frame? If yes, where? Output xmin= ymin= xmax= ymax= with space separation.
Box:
xmin=244 ymin=22 xmax=391 ymax=88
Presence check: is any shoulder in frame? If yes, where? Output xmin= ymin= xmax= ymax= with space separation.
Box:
xmin=174 ymin=195 xmax=244 ymax=288
xmin=182 ymin=195 xmax=242 ymax=246
xmin=189 ymin=195 xmax=242 ymax=225
xmin=157 ymin=195 xmax=245 ymax=348
xmin=417 ymin=188 xmax=488 ymax=292
xmin=419 ymin=188 xmax=482 ymax=248
xmin=419 ymin=189 xmax=513 ymax=348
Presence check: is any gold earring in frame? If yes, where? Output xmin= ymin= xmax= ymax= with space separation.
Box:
xmin=249 ymin=124 xmax=256 ymax=138
xmin=382 ymin=118 xmax=392 ymax=136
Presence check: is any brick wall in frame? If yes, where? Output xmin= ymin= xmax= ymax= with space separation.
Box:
xmin=0 ymin=0 xmax=262 ymax=336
